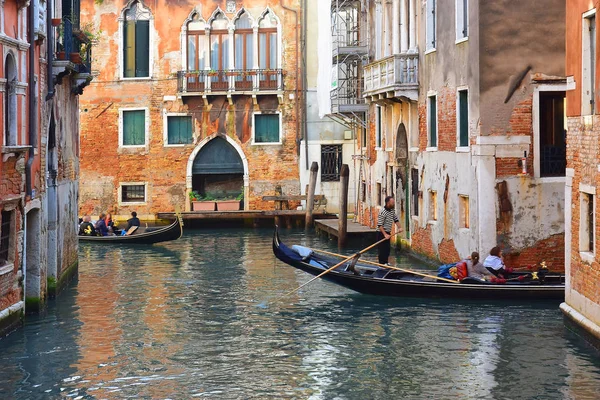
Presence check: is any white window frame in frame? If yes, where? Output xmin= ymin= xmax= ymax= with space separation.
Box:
xmin=425 ymin=0 xmax=436 ymax=53
xmin=118 ymin=182 xmax=148 ymax=206
xmin=532 ymin=83 xmax=568 ymax=180
xmin=455 ymin=0 xmax=468 ymax=43
xmin=375 ymin=105 xmax=383 ymax=149
xmin=118 ymin=0 xmax=155 ymax=81
xmin=119 ymin=107 xmax=150 ymax=149
xmin=252 ymin=111 xmax=282 ymax=145
xmin=458 ymin=194 xmax=470 ymax=230
xmin=0 ymin=207 xmax=16 ymax=271
xmin=163 ymin=111 xmax=193 ymax=147
xmin=456 ymin=86 xmax=470 ymax=151
xmin=579 ymin=184 xmax=596 ymax=263
xmin=582 ymin=9 xmax=596 ymax=116
xmin=426 ymin=92 xmax=438 ymax=151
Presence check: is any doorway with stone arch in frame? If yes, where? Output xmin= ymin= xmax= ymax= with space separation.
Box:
xmin=395 ymin=123 xmax=409 ymax=238
xmin=186 ymin=134 xmax=249 ymax=210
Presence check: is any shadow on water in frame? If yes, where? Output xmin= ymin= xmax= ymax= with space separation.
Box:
xmin=0 ymin=228 xmax=598 ymax=399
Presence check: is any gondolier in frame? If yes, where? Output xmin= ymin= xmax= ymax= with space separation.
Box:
xmin=377 ymin=196 xmax=402 ymax=265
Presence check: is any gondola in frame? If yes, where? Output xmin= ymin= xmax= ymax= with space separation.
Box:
xmin=273 ymin=229 xmax=565 ymax=300
xmin=79 ymin=217 xmax=183 ymax=244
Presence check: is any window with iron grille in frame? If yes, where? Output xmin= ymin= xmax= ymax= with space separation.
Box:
xmin=321 ymin=145 xmax=343 ymax=182
xmin=121 ymin=185 xmax=146 ymax=203
xmin=411 ymin=168 xmax=419 ymax=216
xmin=0 ymin=211 xmax=12 ymax=265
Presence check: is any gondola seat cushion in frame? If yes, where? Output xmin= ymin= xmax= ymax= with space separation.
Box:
xmin=292 ymin=245 xmax=314 ymax=260
xmin=456 ymin=262 xmax=469 ymax=281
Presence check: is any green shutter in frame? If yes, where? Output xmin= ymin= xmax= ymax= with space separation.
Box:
xmin=255 ymin=114 xmax=279 ymax=143
xmin=124 ymin=21 xmax=136 ymax=78
xmin=168 ymin=116 xmax=192 ymax=145
xmin=459 ymin=91 xmax=469 ymax=147
xmin=429 ymin=97 xmax=437 ymax=148
xmin=135 ymin=20 xmax=150 ymax=77
xmin=123 ymin=110 xmax=145 ymax=146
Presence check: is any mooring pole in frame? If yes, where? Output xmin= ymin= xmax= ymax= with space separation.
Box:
xmin=305 ymin=162 xmax=319 ymax=229
xmin=338 ymin=164 xmax=350 ymax=247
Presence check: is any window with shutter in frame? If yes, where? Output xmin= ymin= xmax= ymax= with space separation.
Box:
xmin=254 ymin=114 xmax=280 ymax=143
xmin=428 ymin=96 xmax=437 ymax=148
xmin=123 ymin=1 xmax=151 ymax=78
xmin=426 ymin=0 xmax=436 ymax=50
xmin=167 ymin=116 xmax=193 ymax=145
xmin=458 ymin=90 xmax=469 ymax=147
xmin=122 ymin=110 xmax=146 ymax=146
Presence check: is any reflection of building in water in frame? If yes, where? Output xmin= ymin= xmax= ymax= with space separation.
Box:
xmin=562 ymin=0 xmax=600 ymax=348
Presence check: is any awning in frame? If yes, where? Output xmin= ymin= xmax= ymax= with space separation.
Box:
xmin=192 ymin=137 xmax=244 ymax=175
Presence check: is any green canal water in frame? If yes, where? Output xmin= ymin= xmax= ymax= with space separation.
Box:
xmin=1 ymin=229 xmax=600 ymax=399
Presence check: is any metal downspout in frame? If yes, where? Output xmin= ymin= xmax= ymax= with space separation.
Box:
xmin=25 ymin=3 xmax=37 ymax=198
xmin=46 ymin=0 xmax=55 ymax=100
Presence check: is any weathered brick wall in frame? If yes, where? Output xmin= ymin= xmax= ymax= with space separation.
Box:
xmin=566 ymin=116 xmax=600 ymax=302
xmin=79 ymin=0 xmax=301 ymax=216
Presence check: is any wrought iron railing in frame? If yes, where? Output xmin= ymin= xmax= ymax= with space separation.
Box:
xmin=364 ymin=53 xmax=419 ymax=95
xmin=540 ymin=145 xmax=566 ymax=177
xmin=55 ymin=17 xmax=92 ymax=73
xmin=177 ymin=69 xmax=283 ymax=94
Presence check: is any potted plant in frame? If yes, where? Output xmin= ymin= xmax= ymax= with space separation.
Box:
xmin=70 ymin=52 xmax=82 ymax=64
xmin=51 ymin=18 xmax=62 ymax=27
xmin=216 ymin=192 xmax=242 ymax=211
xmin=192 ymin=192 xmax=216 ymax=211
xmin=225 ymin=70 xmax=239 ymax=77
xmin=207 ymin=69 xmax=218 ymax=77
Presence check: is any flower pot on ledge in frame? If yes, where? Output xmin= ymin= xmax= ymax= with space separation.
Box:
xmin=56 ymin=51 xmax=66 ymax=60
xmin=69 ymin=52 xmax=82 ymax=64
xmin=192 ymin=201 xmax=216 ymax=211
xmin=216 ymin=200 xmax=240 ymax=211
xmin=51 ymin=18 xmax=62 ymax=27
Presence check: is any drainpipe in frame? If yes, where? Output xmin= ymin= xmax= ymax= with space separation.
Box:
xmin=25 ymin=3 xmax=37 ymax=198
xmin=301 ymin=0 xmax=308 ymax=170
xmin=46 ymin=0 xmax=55 ymax=100
xmin=280 ymin=0 xmax=301 ymax=159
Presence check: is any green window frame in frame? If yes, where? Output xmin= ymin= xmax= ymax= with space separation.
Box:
xmin=428 ymin=95 xmax=437 ymax=148
xmin=458 ymin=90 xmax=469 ymax=147
xmin=167 ymin=116 xmax=193 ymax=145
xmin=254 ymin=114 xmax=280 ymax=144
xmin=122 ymin=110 xmax=146 ymax=146
xmin=123 ymin=20 xmax=150 ymax=78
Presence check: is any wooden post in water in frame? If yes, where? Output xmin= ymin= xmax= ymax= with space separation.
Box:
xmin=338 ymin=164 xmax=350 ymax=247
xmin=305 ymin=162 xmax=319 ymax=229
xmin=274 ymin=184 xmax=282 ymax=227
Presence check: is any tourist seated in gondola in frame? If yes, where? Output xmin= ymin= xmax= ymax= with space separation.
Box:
xmin=126 ymin=211 xmax=140 ymax=231
xmin=79 ymin=215 xmax=96 ymax=236
xmin=466 ymin=252 xmax=495 ymax=281
xmin=95 ymin=213 xmax=110 ymax=236
xmin=483 ymin=246 xmax=513 ymax=278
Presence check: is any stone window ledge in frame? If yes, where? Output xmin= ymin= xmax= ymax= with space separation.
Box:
xmin=0 ymin=263 xmax=14 ymax=276
xmin=580 ymin=252 xmax=595 ymax=264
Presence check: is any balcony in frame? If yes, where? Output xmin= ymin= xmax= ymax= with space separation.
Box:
xmin=177 ymin=69 xmax=284 ymax=104
xmin=52 ymin=17 xmax=93 ymax=94
xmin=363 ymin=53 xmax=418 ymax=102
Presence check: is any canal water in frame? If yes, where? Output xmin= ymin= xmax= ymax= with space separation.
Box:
xmin=0 ymin=229 xmax=599 ymax=399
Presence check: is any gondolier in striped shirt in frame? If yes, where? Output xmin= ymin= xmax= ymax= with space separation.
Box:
xmin=377 ymin=196 xmax=402 ymax=265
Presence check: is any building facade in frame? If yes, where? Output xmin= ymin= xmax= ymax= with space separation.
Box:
xmin=78 ymin=0 xmax=302 ymax=218
xmin=561 ymin=0 xmax=600 ymax=344
xmin=0 ymin=0 xmax=90 ymax=335
xmin=332 ymin=0 xmax=566 ymax=269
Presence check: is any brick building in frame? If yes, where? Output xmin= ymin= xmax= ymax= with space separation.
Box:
xmin=0 ymin=0 xmax=91 ymax=335
xmin=78 ymin=0 xmax=302 ymax=218
xmin=324 ymin=0 xmax=567 ymax=268
xmin=561 ymin=1 xmax=600 ymax=344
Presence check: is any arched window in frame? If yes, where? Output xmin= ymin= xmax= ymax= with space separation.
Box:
xmin=187 ymin=13 xmax=206 ymax=71
xmin=234 ymin=11 xmax=253 ymax=89
xmin=258 ymin=11 xmax=277 ymax=70
xmin=123 ymin=0 xmax=151 ymax=78
xmin=4 ymin=53 xmax=17 ymax=146
xmin=210 ymin=11 xmax=229 ymax=71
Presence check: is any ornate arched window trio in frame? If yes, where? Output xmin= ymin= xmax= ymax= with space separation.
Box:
xmin=179 ymin=7 xmax=282 ymax=94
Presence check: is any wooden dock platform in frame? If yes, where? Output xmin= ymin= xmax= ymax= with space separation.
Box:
xmin=158 ymin=211 xmax=336 ymax=228
xmin=315 ymin=219 xmax=376 ymax=240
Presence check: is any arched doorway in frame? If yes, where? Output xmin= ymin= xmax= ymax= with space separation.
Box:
xmin=395 ymin=123 xmax=409 ymax=237
xmin=187 ymin=135 xmax=249 ymax=210
xmin=4 ymin=53 xmax=17 ymax=146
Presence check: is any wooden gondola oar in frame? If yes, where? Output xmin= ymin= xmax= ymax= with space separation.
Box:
xmin=281 ymin=232 xmax=401 ymax=298
xmin=312 ymin=248 xmax=459 ymax=284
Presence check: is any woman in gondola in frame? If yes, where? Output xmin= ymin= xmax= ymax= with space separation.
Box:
xmin=466 ymin=252 xmax=495 ymax=281
xmin=483 ymin=247 xmax=513 ymax=278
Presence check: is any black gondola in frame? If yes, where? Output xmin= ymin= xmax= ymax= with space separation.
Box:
xmin=79 ymin=218 xmax=183 ymax=244
xmin=273 ymin=229 xmax=565 ymax=300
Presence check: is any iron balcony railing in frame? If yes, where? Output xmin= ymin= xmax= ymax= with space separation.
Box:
xmin=364 ymin=53 xmax=419 ymax=96
xmin=55 ymin=17 xmax=92 ymax=73
xmin=177 ymin=69 xmax=283 ymax=94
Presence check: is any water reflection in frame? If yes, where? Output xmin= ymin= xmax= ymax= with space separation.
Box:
xmin=0 ymin=228 xmax=598 ymax=399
